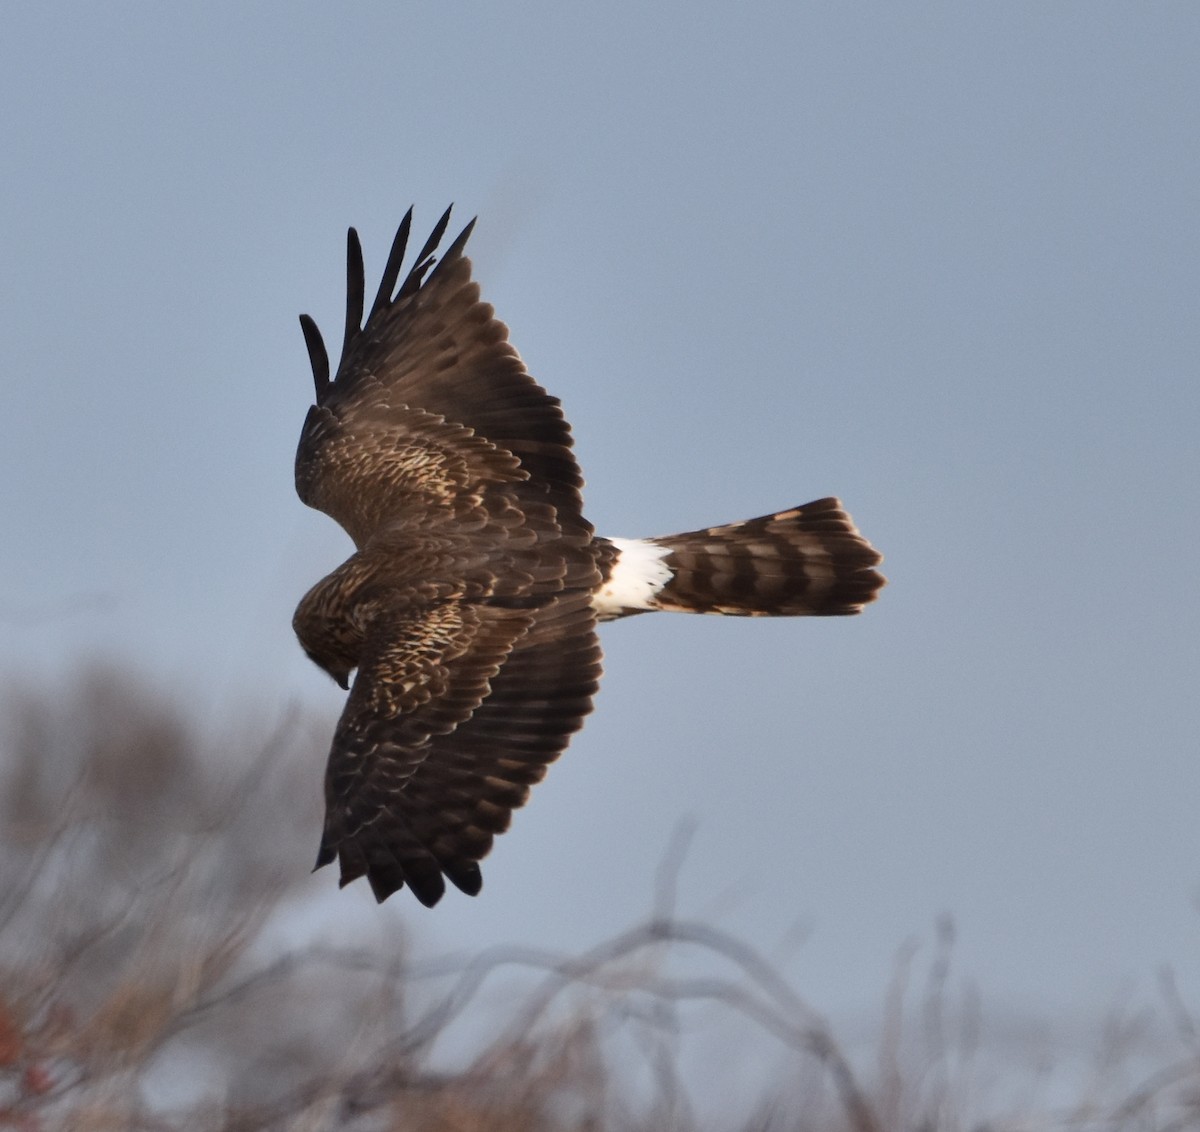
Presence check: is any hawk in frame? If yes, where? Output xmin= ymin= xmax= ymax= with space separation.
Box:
xmin=294 ymin=207 xmax=885 ymax=906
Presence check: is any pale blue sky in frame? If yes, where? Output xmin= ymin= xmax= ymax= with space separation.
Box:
xmin=2 ymin=3 xmax=1198 ymax=1033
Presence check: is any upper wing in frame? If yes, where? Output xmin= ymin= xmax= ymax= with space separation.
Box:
xmin=295 ymin=208 xmax=591 ymax=549
xmin=317 ymin=590 xmax=602 ymax=906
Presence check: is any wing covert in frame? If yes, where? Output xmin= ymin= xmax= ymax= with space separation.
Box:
xmin=296 ymin=208 xmax=591 ymax=549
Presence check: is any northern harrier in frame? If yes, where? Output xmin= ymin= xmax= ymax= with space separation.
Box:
xmin=294 ymin=207 xmax=885 ymax=906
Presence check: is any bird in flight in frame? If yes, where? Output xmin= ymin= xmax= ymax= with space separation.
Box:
xmin=294 ymin=207 xmax=885 ymax=906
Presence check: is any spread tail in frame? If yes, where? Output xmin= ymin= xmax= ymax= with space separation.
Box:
xmin=595 ymin=498 xmax=885 ymax=619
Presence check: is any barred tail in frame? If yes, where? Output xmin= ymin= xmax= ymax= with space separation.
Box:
xmin=647 ymin=497 xmax=884 ymax=617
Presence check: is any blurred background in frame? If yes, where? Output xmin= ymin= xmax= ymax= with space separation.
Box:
xmin=1 ymin=4 xmax=1198 ymax=1127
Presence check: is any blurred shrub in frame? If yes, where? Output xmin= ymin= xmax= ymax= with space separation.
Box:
xmin=0 ymin=665 xmax=1197 ymax=1131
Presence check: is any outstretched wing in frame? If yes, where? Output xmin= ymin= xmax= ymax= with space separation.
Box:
xmin=296 ymin=208 xmax=604 ymax=904
xmin=317 ymin=590 xmax=602 ymax=906
xmin=295 ymin=207 xmax=592 ymax=550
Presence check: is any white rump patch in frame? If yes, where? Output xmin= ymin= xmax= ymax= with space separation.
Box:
xmin=592 ymin=537 xmax=673 ymax=620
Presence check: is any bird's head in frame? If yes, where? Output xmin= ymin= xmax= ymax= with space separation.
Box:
xmin=304 ymin=648 xmax=354 ymax=690
xmin=293 ymin=596 xmax=358 ymax=691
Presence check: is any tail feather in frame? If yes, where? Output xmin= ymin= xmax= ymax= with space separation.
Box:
xmin=652 ymin=497 xmax=884 ymax=617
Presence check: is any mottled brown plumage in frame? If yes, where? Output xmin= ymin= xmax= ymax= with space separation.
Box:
xmin=294 ymin=207 xmax=885 ymax=906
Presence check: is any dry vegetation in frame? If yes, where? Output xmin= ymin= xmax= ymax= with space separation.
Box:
xmin=0 ymin=666 xmax=1197 ymax=1131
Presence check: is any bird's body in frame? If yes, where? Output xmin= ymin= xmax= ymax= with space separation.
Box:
xmin=294 ymin=207 xmax=884 ymax=906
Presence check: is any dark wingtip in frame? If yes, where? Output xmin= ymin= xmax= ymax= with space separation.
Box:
xmin=367 ymin=207 xmax=414 ymax=324
xmin=342 ymin=227 xmax=365 ymax=361
xmin=447 ymin=215 xmax=477 ymax=257
xmin=313 ymin=841 xmax=336 ymax=872
xmin=368 ymin=863 xmax=445 ymax=907
xmin=444 ymin=859 xmax=483 ymax=897
xmin=398 ymin=205 xmax=454 ymax=300
xmin=298 ymin=314 xmax=330 ymax=401
xmin=420 ymin=203 xmax=454 ymax=257
xmin=403 ymin=875 xmax=446 ymax=907
xmin=428 ymin=215 xmax=477 ymax=284
xmin=369 ymin=875 xmax=400 ymax=903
